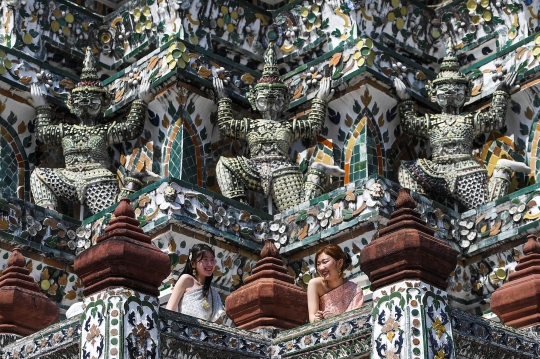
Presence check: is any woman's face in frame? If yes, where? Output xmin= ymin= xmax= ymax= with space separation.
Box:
xmin=194 ymin=251 xmax=217 ymax=278
xmin=316 ymin=253 xmax=343 ymax=281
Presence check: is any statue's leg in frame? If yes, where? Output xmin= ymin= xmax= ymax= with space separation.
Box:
xmin=453 ymin=170 xmax=488 ymax=209
xmin=398 ymin=163 xmax=428 ymax=195
xmin=303 ymin=162 xmax=346 ymax=202
xmin=216 ymin=157 xmax=260 ymax=204
xmin=30 ymin=170 xmax=58 ymax=210
xmin=271 ymin=168 xmax=303 ymax=212
xmin=487 ymin=159 xmax=532 ymax=202
xmin=85 ymin=181 xmax=120 ymax=214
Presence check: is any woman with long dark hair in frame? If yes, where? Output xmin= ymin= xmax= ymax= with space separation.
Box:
xmin=307 ymin=244 xmax=364 ymax=322
xmin=166 ymin=243 xmax=224 ymax=322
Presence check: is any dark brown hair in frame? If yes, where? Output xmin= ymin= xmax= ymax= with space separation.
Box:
xmin=315 ymin=244 xmax=352 ymax=272
xmin=181 ymin=243 xmax=215 ymax=298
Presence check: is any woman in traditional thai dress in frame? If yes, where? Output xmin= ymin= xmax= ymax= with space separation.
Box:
xmin=166 ymin=244 xmax=224 ymax=322
xmin=307 ymin=244 xmax=364 ymax=322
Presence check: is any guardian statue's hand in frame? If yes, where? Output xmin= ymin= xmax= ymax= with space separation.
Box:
xmin=213 ymin=77 xmax=227 ymax=100
xmin=497 ymin=71 xmax=518 ymax=94
xmin=393 ymin=77 xmax=411 ymax=101
xmin=29 ymin=83 xmax=47 ymax=108
xmin=138 ymin=79 xmax=153 ymax=103
xmin=316 ymin=77 xmax=335 ymax=102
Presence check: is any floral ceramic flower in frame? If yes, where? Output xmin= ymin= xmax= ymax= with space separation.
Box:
xmin=156 ymin=182 xmax=184 ymax=212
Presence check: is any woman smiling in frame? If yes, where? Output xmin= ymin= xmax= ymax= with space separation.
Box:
xmin=307 ymin=244 xmax=364 ymax=322
xmin=166 ymin=243 xmax=224 ymax=322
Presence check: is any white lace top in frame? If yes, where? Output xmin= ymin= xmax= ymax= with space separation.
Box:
xmin=178 ymin=286 xmax=224 ymax=322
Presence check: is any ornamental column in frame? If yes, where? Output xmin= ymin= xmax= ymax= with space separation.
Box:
xmin=0 ymin=249 xmax=58 ymax=345
xmin=491 ymin=234 xmax=540 ymax=330
xmin=360 ymin=188 xmax=458 ymax=359
xmin=74 ymin=198 xmax=170 ymax=359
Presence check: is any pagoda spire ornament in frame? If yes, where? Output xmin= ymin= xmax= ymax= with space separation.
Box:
xmin=213 ymin=42 xmax=345 ymax=212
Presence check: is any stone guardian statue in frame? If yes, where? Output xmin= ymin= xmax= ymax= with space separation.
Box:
xmin=213 ymin=43 xmax=344 ymax=212
xmin=29 ymin=48 xmax=153 ymax=214
xmin=394 ymin=39 xmax=530 ymax=209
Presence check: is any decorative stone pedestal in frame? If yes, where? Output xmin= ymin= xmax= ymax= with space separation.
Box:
xmin=360 ymin=189 xmax=458 ymax=359
xmin=225 ymin=239 xmax=308 ymax=329
xmin=491 ymin=234 xmax=540 ymax=328
xmin=74 ymin=198 xmax=170 ymax=359
xmin=0 ymin=249 xmax=58 ymax=337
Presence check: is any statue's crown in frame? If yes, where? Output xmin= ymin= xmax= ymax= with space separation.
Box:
xmin=254 ymin=42 xmax=287 ymax=91
xmin=431 ymin=38 xmax=470 ymax=87
xmin=72 ymin=47 xmax=106 ymax=94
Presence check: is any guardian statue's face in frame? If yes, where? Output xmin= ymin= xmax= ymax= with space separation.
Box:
xmin=71 ymin=92 xmax=103 ymax=117
xmin=434 ymin=83 xmax=467 ymax=110
xmin=255 ymin=92 xmax=287 ymax=121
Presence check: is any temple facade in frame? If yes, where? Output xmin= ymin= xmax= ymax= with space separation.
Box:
xmin=0 ymin=0 xmax=540 ymax=357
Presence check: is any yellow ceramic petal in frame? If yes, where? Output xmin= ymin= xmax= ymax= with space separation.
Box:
xmin=143 ymin=6 xmax=151 ymax=16
xmin=400 ymin=6 xmax=407 ymax=16
xmin=0 ymin=65 xmax=6 ymax=75
xmin=62 ymin=26 xmax=71 ymax=35
xmin=53 ymin=9 xmax=62 ymax=18
xmin=221 ymin=5 xmax=228 ymax=14
xmin=168 ymin=60 xmax=177 ymax=70
xmin=3 ymin=59 xmax=12 ymax=69
xmin=306 ymin=22 xmax=313 ymax=31
xmin=534 ymin=46 xmax=540 ymax=56
xmin=481 ymin=0 xmax=489 ymax=7
xmin=472 ymin=15 xmax=480 ymax=24
xmin=391 ymin=0 xmax=399 ymax=8
xmin=51 ymin=21 xmax=60 ymax=32
xmin=178 ymin=42 xmax=186 ymax=52
xmin=431 ymin=29 xmax=441 ymax=39
xmin=301 ymin=7 xmax=309 ymax=17
xmin=166 ymin=53 xmax=173 ymax=62
xmin=227 ymin=23 xmax=234 ymax=32
xmin=536 ymin=54 xmax=540 ymax=62
xmin=356 ymin=39 xmax=364 ymax=49
xmin=314 ymin=18 xmax=322 ymax=27
xmin=365 ymin=38 xmax=373 ymax=48
xmin=145 ymin=20 xmax=152 ymax=29
xmin=353 ymin=51 xmax=361 ymax=59
xmin=65 ymin=13 xmax=74 ymax=23
xmin=231 ymin=10 xmax=238 ymax=20
xmin=133 ymin=8 xmax=141 ymax=18
xmin=535 ymin=33 xmax=540 ymax=44
xmin=508 ymin=28 xmax=517 ymax=39
xmin=357 ymin=57 xmax=365 ymax=67
xmin=387 ymin=12 xmax=395 ymax=22
xmin=169 ymin=42 xmax=177 ymax=51
xmin=0 ymin=50 xmax=6 ymax=58
xmin=23 ymin=33 xmax=33 ymax=44
xmin=396 ymin=18 xmax=404 ymax=29
xmin=217 ymin=17 xmax=225 ymax=28
xmin=483 ymin=10 xmax=492 ymax=21
xmin=467 ymin=0 xmax=477 ymax=10
xmin=101 ymin=32 xmax=111 ymax=43
xmin=367 ymin=55 xmax=374 ymax=67
xmin=177 ymin=58 xmax=186 ymax=69
xmin=135 ymin=23 xmax=143 ymax=33
xmin=311 ymin=4 xmax=320 ymax=13
xmin=190 ymin=34 xmax=199 ymax=45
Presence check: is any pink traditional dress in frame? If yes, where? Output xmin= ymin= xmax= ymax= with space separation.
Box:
xmin=319 ymin=281 xmax=364 ymax=317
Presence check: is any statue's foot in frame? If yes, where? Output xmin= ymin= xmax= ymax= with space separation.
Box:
xmin=310 ymin=162 xmax=345 ymax=177
xmin=497 ymin=159 xmax=532 ymax=174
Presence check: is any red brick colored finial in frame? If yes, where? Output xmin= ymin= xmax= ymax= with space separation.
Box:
xmin=394 ymin=188 xmax=416 ymax=210
xmin=74 ymin=198 xmax=170 ymax=297
xmin=260 ymin=239 xmax=280 ymax=259
xmin=225 ymin=241 xmax=308 ymax=329
xmin=7 ymin=248 xmax=26 ymax=268
xmin=360 ymin=187 xmax=458 ymax=291
xmin=491 ymin=234 xmax=540 ymax=328
xmin=0 ymin=249 xmax=59 ymax=336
